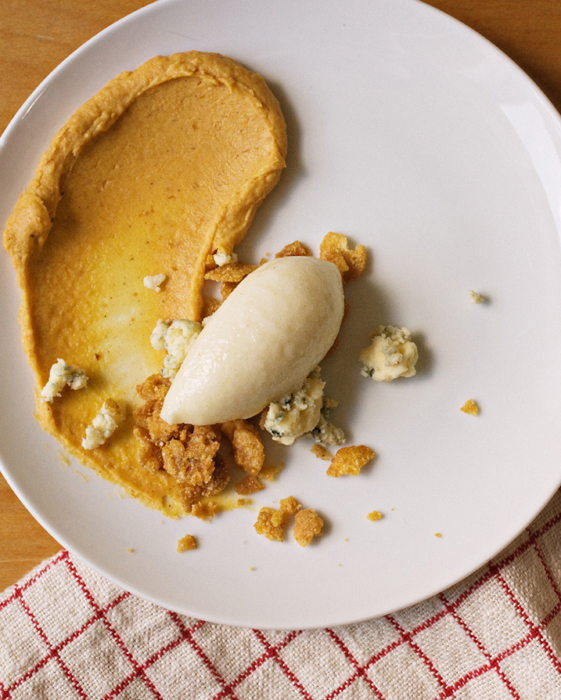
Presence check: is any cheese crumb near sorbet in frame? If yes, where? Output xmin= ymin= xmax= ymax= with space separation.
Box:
xmin=41 ymin=358 xmax=88 ymax=403
xmin=360 ymin=325 xmax=418 ymax=382
xmin=82 ymin=399 xmax=124 ymax=450
xmin=143 ymin=273 xmax=166 ymax=292
xmin=161 ymin=257 xmax=345 ymax=426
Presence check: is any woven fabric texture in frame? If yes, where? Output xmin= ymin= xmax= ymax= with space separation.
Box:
xmin=2 ymin=491 xmax=561 ymax=699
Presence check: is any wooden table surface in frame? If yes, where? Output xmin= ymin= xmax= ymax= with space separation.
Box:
xmin=2 ymin=0 xmax=561 ymax=592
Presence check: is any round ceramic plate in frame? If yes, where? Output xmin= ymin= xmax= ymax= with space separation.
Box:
xmin=2 ymin=0 xmax=561 ymax=630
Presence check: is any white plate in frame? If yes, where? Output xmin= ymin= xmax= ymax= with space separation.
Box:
xmin=2 ymin=0 xmax=561 ymax=630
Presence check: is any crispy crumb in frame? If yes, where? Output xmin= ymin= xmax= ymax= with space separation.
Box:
xmin=260 ymin=463 xmax=284 ymax=481
xmin=235 ymin=474 xmax=264 ymax=495
xmin=202 ymin=297 xmax=221 ymax=319
xmin=221 ymin=281 xmax=238 ymax=300
xmin=460 ymin=399 xmax=479 ymax=416
xmin=294 ymin=509 xmax=324 ymax=547
xmin=177 ymin=534 xmax=197 ymax=552
xmin=327 ymin=445 xmax=375 ymax=477
xmin=205 ymin=262 xmax=257 ymax=282
xmin=126 ymin=548 xmax=133 ymax=553
xmin=222 ymin=419 xmax=265 ymax=475
xmin=271 ymin=496 xmax=301 ymax=527
xmin=319 ymin=232 xmax=366 ymax=283
xmin=249 ymin=567 xmax=254 ymax=571
xmin=190 ymin=501 xmax=219 ymax=521
xmin=254 ymin=507 xmax=284 ymax=541
xmin=237 ymin=498 xmax=251 ymax=506
xmin=311 ymin=444 xmax=331 ymax=461
xmin=367 ymin=511 xmax=383 ymax=522
xmin=435 ymin=533 xmax=442 ymax=539
xmin=275 ymin=240 xmax=312 ymax=258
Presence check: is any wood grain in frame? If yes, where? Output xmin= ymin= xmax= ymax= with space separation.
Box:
xmin=2 ymin=0 xmax=561 ymax=592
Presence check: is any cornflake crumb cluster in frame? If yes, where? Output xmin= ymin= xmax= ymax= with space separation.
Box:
xmin=177 ymin=534 xmax=197 ymax=552
xmin=460 ymin=399 xmax=479 ymax=416
xmin=254 ymin=496 xmax=324 ymax=547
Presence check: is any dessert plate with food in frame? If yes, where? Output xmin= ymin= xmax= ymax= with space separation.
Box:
xmin=2 ymin=0 xmax=561 ymax=629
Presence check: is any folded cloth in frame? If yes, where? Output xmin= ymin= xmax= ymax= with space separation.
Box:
xmin=2 ymin=492 xmax=561 ymax=700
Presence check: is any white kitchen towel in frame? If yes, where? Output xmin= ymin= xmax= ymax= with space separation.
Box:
xmin=2 ymin=490 xmax=561 ymax=699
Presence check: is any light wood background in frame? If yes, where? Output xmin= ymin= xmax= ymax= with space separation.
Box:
xmin=1 ymin=0 xmax=561 ymax=592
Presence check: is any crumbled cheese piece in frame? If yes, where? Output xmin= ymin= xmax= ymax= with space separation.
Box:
xmin=41 ymin=358 xmax=88 ymax=403
xmin=468 ymin=290 xmax=485 ymax=304
xmin=213 ymin=247 xmax=239 ymax=267
xmin=82 ymin=399 xmax=124 ymax=450
xmin=359 ymin=325 xmax=418 ymax=382
xmin=150 ymin=318 xmax=202 ymax=379
xmin=264 ymin=368 xmax=325 ymax=445
xmin=263 ymin=368 xmax=345 ymax=447
xmin=460 ymin=399 xmax=479 ymax=416
xmin=143 ymin=273 xmax=167 ymax=292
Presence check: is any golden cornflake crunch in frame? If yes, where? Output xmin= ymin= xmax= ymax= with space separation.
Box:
xmin=294 ymin=509 xmax=324 ymax=547
xmin=319 ymin=232 xmax=366 ymax=283
xmin=259 ymin=463 xmax=284 ymax=481
xmin=202 ymin=297 xmax=221 ymax=319
xmin=460 ymin=399 xmax=479 ymax=416
xmin=234 ymin=474 xmax=264 ymax=495
xmin=221 ymin=281 xmax=238 ymax=300
xmin=254 ymin=507 xmax=284 ymax=542
xmin=275 ymin=240 xmax=312 ymax=258
xmin=271 ymin=496 xmax=301 ymax=527
xmin=327 ymin=445 xmax=375 ymax=477
xmin=222 ymin=419 xmax=265 ymax=475
xmin=367 ymin=511 xmax=383 ymax=522
xmin=311 ymin=444 xmax=331 ymax=461
xmin=204 ymin=262 xmax=257 ymax=282
xmin=177 ymin=534 xmax=197 ymax=552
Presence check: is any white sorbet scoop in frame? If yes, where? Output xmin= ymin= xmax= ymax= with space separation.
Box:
xmin=161 ymin=256 xmax=344 ymax=425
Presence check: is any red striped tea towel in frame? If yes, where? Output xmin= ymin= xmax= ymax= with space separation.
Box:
xmin=2 ymin=491 xmax=561 ymax=699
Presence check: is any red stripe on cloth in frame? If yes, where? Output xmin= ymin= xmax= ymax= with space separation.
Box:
xmin=64 ymin=556 xmax=167 ymax=700
xmin=386 ymin=614 xmax=450 ymax=693
xmin=168 ymin=614 xmax=238 ymax=699
xmin=323 ymin=629 xmax=386 ymax=700
xmin=496 ymin=570 xmax=561 ymax=676
xmin=9 ymin=584 xmax=89 ymax=700
xmin=252 ymin=629 xmax=316 ymax=700
xmin=436 ymin=593 xmax=523 ymax=699
xmin=211 ymin=630 xmax=303 ymax=700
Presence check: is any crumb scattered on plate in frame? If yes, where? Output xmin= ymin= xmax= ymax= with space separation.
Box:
xmin=460 ymin=399 xmax=479 ymax=416
xmin=311 ymin=444 xmax=331 ymax=461
xmin=294 ymin=509 xmax=324 ymax=547
xmin=467 ymin=290 xmax=485 ymax=304
xmin=177 ymin=534 xmax=197 ymax=552
xmin=327 ymin=445 xmax=375 ymax=477
xmin=367 ymin=511 xmax=383 ymax=522
xmin=435 ymin=533 xmax=442 ymax=539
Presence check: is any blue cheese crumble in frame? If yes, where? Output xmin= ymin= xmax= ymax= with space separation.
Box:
xmin=143 ymin=273 xmax=166 ymax=292
xmin=213 ymin=247 xmax=238 ymax=267
xmin=150 ymin=319 xmax=202 ymax=379
xmin=41 ymin=358 xmax=88 ymax=403
xmin=263 ymin=368 xmax=345 ymax=446
xmin=360 ymin=325 xmax=418 ymax=382
xmin=82 ymin=399 xmax=124 ymax=450
xmin=468 ymin=290 xmax=485 ymax=304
